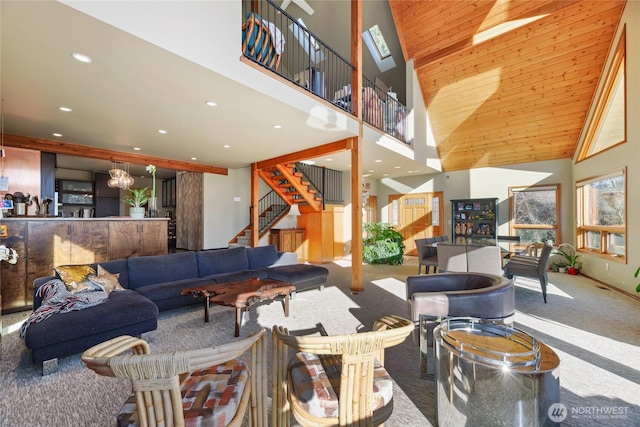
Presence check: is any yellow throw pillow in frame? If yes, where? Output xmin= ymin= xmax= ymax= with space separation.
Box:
xmin=55 ymin=265 xmax=97 ymax=293
xmin=88 ymin=265 xmax=125 ymax=295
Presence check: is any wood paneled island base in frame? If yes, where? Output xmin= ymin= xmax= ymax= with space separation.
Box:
xmin=181 ymin=278 xmax=296 ymax=337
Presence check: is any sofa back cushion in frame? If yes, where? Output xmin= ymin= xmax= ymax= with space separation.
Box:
xmin=128 ymin=252 xmax=198 ymax=288
xmin=247 ymin=244 xmax=279 ymax=269
xmin=196 ymin=246 xmax=249 ymax=278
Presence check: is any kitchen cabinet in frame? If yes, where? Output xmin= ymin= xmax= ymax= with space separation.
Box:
xmin=108 ymin=220 xmax=167 ymax=260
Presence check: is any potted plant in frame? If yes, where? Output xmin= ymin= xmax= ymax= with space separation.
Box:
xmin=124 ymin=187 xmax=150 ymax=219
xmin=362 ymin=222 xmax=405 ymax=265
xmin=553 ymin=243 xmax=582 ymax=275
xmin=551 ymin=262 xmax=568 ymax=273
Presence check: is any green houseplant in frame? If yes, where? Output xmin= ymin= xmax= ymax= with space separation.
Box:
xmin=553 ymin=243 xmax=582 ymax=275
xmin=362 ymin=222 xmax=405 ymax=265
xmin=124 ymin=187 xmax=150 ymax=218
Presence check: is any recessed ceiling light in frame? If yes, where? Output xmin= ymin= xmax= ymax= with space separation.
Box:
xmin=205 ymin=101 xmax=217 ymax=107
xmin=383 ymin=173 xmax=389 ymax=176
xmin=375 ymin=159 xmax=382 ymax=163
xmin=273 ymin=124 xmax=282 ymax=129
xmin=133 ymin=147 xmax=141 ymax=151
xmin=325 ymin=158 xmax=333 ymax=162
xmin=368 ymin=169 xmax=374 ymax=172
xmin=191 ymin=157 xmax=197 ymax=160
xmin=58 ymin=106 xmax=72 ymax=112
xmin=300 ymin=160 xmax=315 ymax=165
xmin=394 ymin=166 xmax=401 ymax=169
xmin=52 ymin=133 xmax=63 ymax=137
xmin=223 ymin=145 xmax=230 ymax=148
xmin=72 ymin=52 xmax=92 ymax=63
xmin=158 ymin=129 xmax=167 ymax=134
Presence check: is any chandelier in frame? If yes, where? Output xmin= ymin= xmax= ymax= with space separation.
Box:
xmin=107 ymin=162 xmax=134 ymax=189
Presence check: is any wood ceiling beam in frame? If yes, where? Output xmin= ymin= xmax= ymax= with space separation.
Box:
xmin=255 ymin=139 xmax=353 ymax=170
xmin=3 ymin=134 xmax=228 ymax=175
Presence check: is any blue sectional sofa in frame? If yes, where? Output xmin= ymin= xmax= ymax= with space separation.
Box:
xmin=24 ymin=245 xmax=329 ymax=374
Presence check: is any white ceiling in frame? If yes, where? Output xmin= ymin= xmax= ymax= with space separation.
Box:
xmin=1 ymin=1 xmax=433 ymax=181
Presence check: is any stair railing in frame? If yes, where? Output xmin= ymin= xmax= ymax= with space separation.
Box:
xmin=257 ymin=190 xmax=289 ymax=235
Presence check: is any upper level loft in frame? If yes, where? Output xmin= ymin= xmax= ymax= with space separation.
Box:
xmin=240 ymin=0 xmax=409 ymax=145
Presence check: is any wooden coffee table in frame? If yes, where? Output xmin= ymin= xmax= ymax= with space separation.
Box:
xmin=181 ymin=278 xmax=296 ymax=336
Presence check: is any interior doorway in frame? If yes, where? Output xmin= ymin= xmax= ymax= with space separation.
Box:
xmin=388 ymin=192 xmax=444 ymax=255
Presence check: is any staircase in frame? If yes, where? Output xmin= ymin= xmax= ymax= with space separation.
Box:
xmin=258 ymin=163 xmax=323 ymax=211
xmin=229 ymin=163 xmax=324 ymax=246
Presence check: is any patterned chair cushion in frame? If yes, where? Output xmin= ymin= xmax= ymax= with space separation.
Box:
xmin=288 ymin=352 xmax=393 ymax=419
xmin=117 ymin=358 xmax=249 ymax=427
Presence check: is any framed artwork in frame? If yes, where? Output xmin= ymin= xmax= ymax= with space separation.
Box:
xmin=465 ymin=204 xmax=473 ymax=210
xmin=473 ymin=202 xmax=481 ymax=210
xmin=460 ymin=213 xmax=466 ymax=219
xmin=457 ymin=203 xmax=464 ymax=211
xmin=1 ymin=199 xmax=13 ymax=209
xmin=0 ymin=224 xmax=7 ymax=237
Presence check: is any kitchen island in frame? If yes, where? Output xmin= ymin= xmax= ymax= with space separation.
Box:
xmin=0 ymin=217 xmax=168 ymax=313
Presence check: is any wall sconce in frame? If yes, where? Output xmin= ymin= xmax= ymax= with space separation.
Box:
xmin=289 ymin=203 xmax=301 ymax=228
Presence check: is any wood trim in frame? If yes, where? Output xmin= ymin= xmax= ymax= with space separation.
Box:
xmin=351 ymin=0 xmax=363 ymax=293
xmin=3 ymin=134 xmax=228 ymax=176
xmin=251 ymin=163 xmax=259 ymax=247
xmin=255 ymin=139 xmax=353 ymax=169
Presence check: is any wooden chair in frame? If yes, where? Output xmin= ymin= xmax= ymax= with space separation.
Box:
xmin=242 ymin=12 xmax=281 ymax=69
xmin=272 ymin=315 xmax=413 ymax=427
xmin=81 ymin=329 xmax=268 ymax=427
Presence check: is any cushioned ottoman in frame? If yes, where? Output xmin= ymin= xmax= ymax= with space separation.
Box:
xmin=23 ymin=289 xmax=159 ymax=374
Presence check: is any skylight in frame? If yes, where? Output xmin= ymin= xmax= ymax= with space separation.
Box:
xmin=368 ymin=25 xmax=391 ymax=59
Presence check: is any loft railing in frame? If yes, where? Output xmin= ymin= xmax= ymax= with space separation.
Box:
xmin=242 ymin=0 xmax=353 ymax=114
xmin=241 ymin=0 xmax=409 ymax=143
xmin=363 ymin=76 xmax=407 ymax=143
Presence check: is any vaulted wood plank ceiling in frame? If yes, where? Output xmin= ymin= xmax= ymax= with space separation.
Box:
xmin=389 ymin=0 xmax=626 ymax=171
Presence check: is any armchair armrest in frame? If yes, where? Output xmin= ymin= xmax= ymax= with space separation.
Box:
xmin=81 ymin=335 xmax=150 ymax=377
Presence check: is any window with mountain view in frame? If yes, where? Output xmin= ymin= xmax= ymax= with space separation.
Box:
xmin=509 ymin=185 xmax=560 ymax=243
xmin=576 ymin=168 xmax=626 ymax=259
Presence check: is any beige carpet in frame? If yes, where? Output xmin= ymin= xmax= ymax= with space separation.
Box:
xmin=1 ymin=256 xmax=639 ymax=426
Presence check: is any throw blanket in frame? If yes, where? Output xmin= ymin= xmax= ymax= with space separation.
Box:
xmin=20 ymin=279 xmax=108 ymax=339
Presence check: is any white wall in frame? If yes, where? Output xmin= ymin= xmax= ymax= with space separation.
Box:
xmin=202 ymin=167 xmax=251 ymax=249
xmin=572 ymin=1 xmax=639 ymax=294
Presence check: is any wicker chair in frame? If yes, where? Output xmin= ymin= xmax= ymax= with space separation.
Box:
xmin=81 ymin=329 xmax=268 ymax=427
xmin=272 ymin=315 xmax=413 ymax=427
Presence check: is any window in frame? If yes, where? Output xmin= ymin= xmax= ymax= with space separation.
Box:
xmin=577 ymin=26 xmax=626 ymax=160
xmin=576 ymin=168 xmax=626 ymax=260
xmin=509 ymin=185 xmax=560 ymax=243
xmin=362 ymin=25 xmax=396 ymax=73
xmin=367 ymin=25 xmax=391 ymax=59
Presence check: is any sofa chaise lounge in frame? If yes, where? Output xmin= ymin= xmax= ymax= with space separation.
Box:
xmin=23 ymin=244 xmax=329 ymax=374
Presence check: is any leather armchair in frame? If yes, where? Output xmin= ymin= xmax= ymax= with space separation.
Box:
xmin=406 ymin=272 xmax=514 ymax=377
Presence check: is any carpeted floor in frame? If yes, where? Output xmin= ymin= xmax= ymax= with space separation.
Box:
xmin=1 ymin=256 xmax=639 ymax=426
